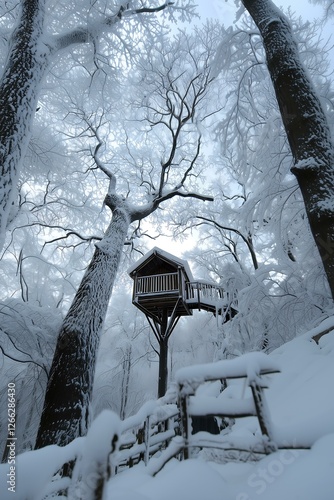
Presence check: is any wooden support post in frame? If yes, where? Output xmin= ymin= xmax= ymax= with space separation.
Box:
xmin=158 ymin=310 xmax=169 ymax=398
xmin=144 ymin=416 xmax=150 ymax=466
xmin=249 ymin=381 xmax=276 ymax=453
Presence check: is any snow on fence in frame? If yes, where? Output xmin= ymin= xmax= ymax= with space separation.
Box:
xmin=0 ymin=393 xmax=180 ymax=500
xmin=73 ymin=353 xmax=280 ymax=489
xmin=176 ymin=352 xmax=280 ymax=458
xmin=149 ymin=352 xmax=281 ymax=475
xmin=115 ymin=399 xmax=180 ymax=471
xmin=0 ymin=353 xmax=282 ymax=499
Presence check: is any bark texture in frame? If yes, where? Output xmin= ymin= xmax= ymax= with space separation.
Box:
xmin=35 ymin=205 xmax=130 ymax=448
xmin=242 ymin=0 xmax=334 ymax=297
xmin=0 ymin=0 xmax=49 ymax=247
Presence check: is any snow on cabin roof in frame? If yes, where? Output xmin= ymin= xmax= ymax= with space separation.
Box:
xmin=128 ymin=246 xmax=194 ymax=280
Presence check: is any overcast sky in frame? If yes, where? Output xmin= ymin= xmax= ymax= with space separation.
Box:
xmin=195 ymin=0 xmax=323 ymax=25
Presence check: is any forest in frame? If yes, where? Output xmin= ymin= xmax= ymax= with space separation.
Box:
xmin=0 ymin=0 xmax=334 ymax=498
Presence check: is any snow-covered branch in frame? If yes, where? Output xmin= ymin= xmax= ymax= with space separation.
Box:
xmin=0 ymin=341 xmax=47 ymax=374
xmin=53 ymin=2 xmax=175 ymax=52
xmin=195 ymin=216 xmax=259 ymax=270
xmin=91 ymin=131 xmax=117 ymax=195
xmin=129 ymin=188 xmax=213 ymax=223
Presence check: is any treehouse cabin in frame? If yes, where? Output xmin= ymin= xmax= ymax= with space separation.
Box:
xmin=128 ymin=247 xmax=228 ymax=323
xmin=128 ymin=247 xmax=236 ymax=398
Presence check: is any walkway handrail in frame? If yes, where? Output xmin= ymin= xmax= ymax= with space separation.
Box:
xmin=185 ymin=280 xmax=225 ymax=309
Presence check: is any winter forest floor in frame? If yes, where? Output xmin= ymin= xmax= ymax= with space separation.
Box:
xmin=1 ymin=318 xmax=334 ymax=499
xmin=107 ymin=321 xmax=334 ymax=500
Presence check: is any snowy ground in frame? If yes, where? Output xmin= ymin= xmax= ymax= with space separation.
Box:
xmin=1 ymin=320 xmax=334 ymax=499
xmin=107 ymin=323 xmax=334 ymax=500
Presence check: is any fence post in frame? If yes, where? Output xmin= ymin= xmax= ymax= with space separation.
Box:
xmin=178 ymin=382 xmax=194 ymax=460
xmin=249 ymin=381 xmax=276 ymax=453
xmin=144 ymin=416 xmax=150 ymax=466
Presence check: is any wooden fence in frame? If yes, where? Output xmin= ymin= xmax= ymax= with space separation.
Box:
xmin=115 ymin=401 xmax=180 ymax=472
xmin=45 ymin=353 xmax=294 ymax=499
xmin=176 ymin=354 xmax=280 ymax=461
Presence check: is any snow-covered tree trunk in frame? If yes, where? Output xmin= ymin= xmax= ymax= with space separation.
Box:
xmin=0 ymin=0 xmax=180 ymax=251
xmin=35 ymin=201 xmax=130 ymax=448
xmin=0 ymin=0 xmax=49 ymax=249
xmin=241 ymin=0 xmax=334 ymax=298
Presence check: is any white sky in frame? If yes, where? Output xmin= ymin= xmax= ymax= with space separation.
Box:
xmin=195 ymin=0 xmax=324 ymax=25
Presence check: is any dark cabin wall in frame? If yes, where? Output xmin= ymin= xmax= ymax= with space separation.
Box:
xmin=135 ymin=257 xmax=178 ymax=277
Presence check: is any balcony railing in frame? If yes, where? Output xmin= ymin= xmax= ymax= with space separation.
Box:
xmin=135 ymin=272 xmax=180 ymax=295
xmin=134 ymin=273 xmax=225 ymax=307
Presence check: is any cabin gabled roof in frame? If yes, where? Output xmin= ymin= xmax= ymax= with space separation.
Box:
xmin=128 ymin=247 xmax=193 ymax=281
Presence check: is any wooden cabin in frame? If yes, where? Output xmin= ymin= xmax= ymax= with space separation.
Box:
xmin=128 ymin=247 xmax=226 ymax=323
xmin=128 ymin=247 xmax=236 ymax=398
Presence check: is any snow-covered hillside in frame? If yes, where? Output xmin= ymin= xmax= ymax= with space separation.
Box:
xmin=108 ymin=322 xmax=334 ymax=500
xmin=1 ymin=320 xmax=334 ymax=499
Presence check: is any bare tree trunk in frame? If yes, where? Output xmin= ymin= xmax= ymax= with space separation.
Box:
xmin=35 ymin=206 xmax=130 ymax=448
xmin=241 ymin=0 xmax=334 ymax=298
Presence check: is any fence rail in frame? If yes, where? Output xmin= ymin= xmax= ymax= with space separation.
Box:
xmin=176 ymin=354 xmax=280 ymax=460
xmin=45 ymin=354 xmax=285 ymax=498
xmin=115 ymin=405 xmax=180 ymax=472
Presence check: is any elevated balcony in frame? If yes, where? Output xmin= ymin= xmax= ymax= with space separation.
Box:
xmin=133 ymin=272 xmax=227 ymax=318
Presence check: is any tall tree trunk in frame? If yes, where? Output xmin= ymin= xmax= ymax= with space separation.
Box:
xmin=35 ymin=206 xmax=130 ymax=448
xmin=241 ymin=0 xmax=334 ymax=298
xmin=0 ymin=0 xmax=49 ymax=248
